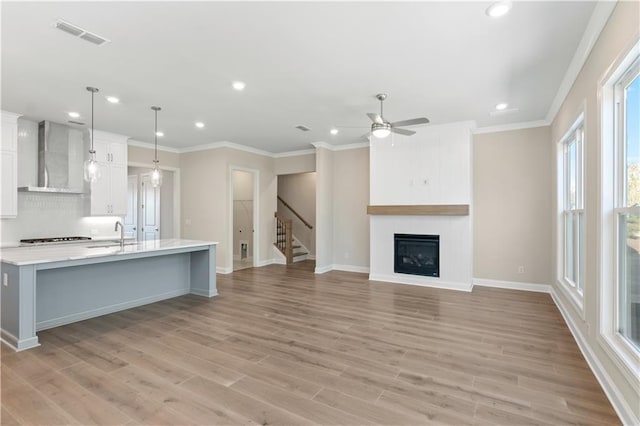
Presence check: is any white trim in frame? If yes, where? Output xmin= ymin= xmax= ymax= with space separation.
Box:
xmin=473 ymin=119 xmax=550 ymax=135
xmin=216 ymin=266 xmax=233 ymax=274
xmin=256 ymin=257 xmax=286 ymax=267
xmin=127 ymin=139 xmax=181 ymax=154
xmin=181 ymin=141 xmax=273 ymax=157
xmin=332 ymin=264 xmax=370 ymax=274
xmin=472 ymin=278 xmax=552 ymax=293
xmin=228 ymin=166 xmax=260 ymax=272
xmin=545 ymin=1 xmax=617 ymax=124
xmin=314 ymin=264 xmax=333 ymax=274
xmin=311 ymin=141 xmax=370 ymax=151
xmin=551 ymin=288 xmax=639 ymax=426
xmin=369 ymin=273 xmax=473 ymax=292
xmin=272 ymin=149 xmax=316 ymax=158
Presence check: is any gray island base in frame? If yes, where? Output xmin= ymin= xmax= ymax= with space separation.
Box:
xmin=0 ymin=239 xmax=217 ymax=351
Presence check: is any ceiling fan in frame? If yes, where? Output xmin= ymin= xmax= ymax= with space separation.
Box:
xmin=365 ymin=93 xmax=430 ymax=139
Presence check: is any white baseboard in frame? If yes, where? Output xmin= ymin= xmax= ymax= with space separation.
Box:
xmin=369 ymin=273 xmax=473 ymax=292
xmin=550 ymin=289 xmax=639 ymax=426
xmin=255 ymin=258 xmax=286 ymax=267
xmin=314 ymin=264 xmax=333 ymax=274
xmin=314 ymin=264 xmax=370 ymax=274
xmin=332 ymin=264 xmax=370 ymax=274
xmin=216 ymin=266 xmax=233 ymax=274
xmin=473 ymin=278 xmax=552 ymax=293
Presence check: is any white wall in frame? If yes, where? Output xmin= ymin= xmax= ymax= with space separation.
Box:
xmin=369 ymin=122 xmax=473 ymax=290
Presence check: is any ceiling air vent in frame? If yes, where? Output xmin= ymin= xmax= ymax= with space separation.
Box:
xmin=54 ymin=19 xmax=110 ymax=46
xmin=67 ymin=120 xmax=85 ymax=126
xmin=295 ymin=125 xmax=311 ymax=132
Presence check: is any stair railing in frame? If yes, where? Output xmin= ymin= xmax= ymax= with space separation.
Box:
xmin=277 ymin=196 xmax=313 ymax=229
xmin=274 ymin=212 xmax=293 ymax=264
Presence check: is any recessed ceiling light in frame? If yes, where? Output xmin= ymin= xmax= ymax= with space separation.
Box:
xmin=232 ymin=81 xmax=246 ymax=91
xmin=155 ymin=131 xmax=164 ymax=137
xmin=330 ymin=128 xmax=339 ymax=135
xmin=495 ymin=102 xmax=509 ymax=110
xmin=106 ymin=96 xmax=119 ymax=103
xmin=195 ymin=122 xmax=205 ymax=129
xmin=68 ymin=112 xmax=80 ymax=118
xmin=486 ymin=1 xmax=512 ymax=18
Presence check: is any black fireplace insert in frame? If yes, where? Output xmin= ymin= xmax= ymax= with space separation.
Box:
xmin=394 ymin=234 xmax=440 ymax=277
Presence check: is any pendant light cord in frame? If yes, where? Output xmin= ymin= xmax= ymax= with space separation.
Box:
xmin=154 ymin=109 xmax=158 ymax=162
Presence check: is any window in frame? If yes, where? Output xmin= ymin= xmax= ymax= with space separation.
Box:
xmin=558 ymin=115 xmax=585 ymax=305
xmin=600 ymin=40 xmax=640 ymax=380
xmin=614 ymin=57 xmax=639 ymax=350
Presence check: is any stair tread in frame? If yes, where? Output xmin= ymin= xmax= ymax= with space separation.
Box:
xmin=292 ymin=245 xmax=301 ymax=249
xmin=293 ymin=251 xmax=308 ymax=257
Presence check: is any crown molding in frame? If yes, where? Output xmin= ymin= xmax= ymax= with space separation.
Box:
xmin=127 ymin=139 xmax=181 ymax=153
xmin=311 ymin=141 xmax=370 ymax=151
xmin=545 ymin=1 xmax=617 ymax=124
xmin=473 ymin=119 xmax=550 ymax=135
xmin=272 ymin=148 xmax=316 ymax=158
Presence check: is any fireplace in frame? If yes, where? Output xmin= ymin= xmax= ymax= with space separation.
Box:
xmin=394 ymin=234 xmax=440 ymax=277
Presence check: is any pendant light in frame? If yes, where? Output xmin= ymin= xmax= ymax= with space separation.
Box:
xmin=83 ymin=87 xmax=101 ymax=182
xmin=150 ymin=106 xmax=162 ymax=187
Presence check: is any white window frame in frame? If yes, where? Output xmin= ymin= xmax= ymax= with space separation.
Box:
xmin=599 ymin=38 xmax=640 ymax=384
xmin=556 ymin=112 xmax=585 ymax=314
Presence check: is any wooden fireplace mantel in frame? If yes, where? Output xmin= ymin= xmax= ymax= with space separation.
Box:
xmin=366 ymin=204 xmax=469 ymax=216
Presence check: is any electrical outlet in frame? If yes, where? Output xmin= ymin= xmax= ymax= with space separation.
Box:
xmin=3 ymin=273 xmax=8 ymax=287
xmin=517 ymin=266 xmax=525 ymax=274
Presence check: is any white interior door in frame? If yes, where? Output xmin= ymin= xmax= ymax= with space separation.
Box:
xmin=124 ymin=175 xmax=138 ymax=239
xmin=141 ymin=173 xmax=161 ymax=241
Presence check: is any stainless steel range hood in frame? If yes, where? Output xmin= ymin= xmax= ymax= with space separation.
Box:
xmin=18 ymin=121 xmax=86 ymax=194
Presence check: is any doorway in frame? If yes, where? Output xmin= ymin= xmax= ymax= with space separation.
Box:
xmin=230 ymin=168 xmax=258 ymax=271
xmin=127 ymin=166 xmax=174 ymax=241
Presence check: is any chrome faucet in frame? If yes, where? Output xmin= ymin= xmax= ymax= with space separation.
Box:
xmin=114 ymin=221 xmax=125 ymax=247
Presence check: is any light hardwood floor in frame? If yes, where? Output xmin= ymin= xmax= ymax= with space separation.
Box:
xmin=1 ymin=261 xmax=620 ymax=425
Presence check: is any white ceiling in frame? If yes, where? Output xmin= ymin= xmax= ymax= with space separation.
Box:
xmin=2 ymin=1 xmax=597 ymax=153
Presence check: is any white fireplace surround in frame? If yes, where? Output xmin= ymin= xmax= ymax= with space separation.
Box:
xmin=369 ymin=121 xmax=474 ymax=291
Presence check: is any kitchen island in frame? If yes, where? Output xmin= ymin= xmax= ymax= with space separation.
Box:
xmin=0 ymin=239 xmax=217 ymax=351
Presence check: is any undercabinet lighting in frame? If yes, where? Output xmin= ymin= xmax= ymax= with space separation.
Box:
xmin=486 ymin=1 xmax=512 ymax=18
xmin=232 ymin=81 xmax=246 ymax=91
xmin=106 ymin=96 xmax=120 ymax=103
xmin=68 ymin=112 xmax=80 ymax=118
xmin=495 ymin=102 xmax=508 ymax=110
xmin=330 ymin=128 xmax=338 ymax=135
xmin=155 ymin=131 xmax=164 ymax=137
xmin=195 ymin=121 xmax=205 ymax=129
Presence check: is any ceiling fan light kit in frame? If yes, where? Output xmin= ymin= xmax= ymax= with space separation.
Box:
xmin=366 ymin=93 xmax=429 ymax=140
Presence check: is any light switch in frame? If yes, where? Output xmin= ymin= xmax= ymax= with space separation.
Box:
xmin=3 ymin=273 xmax=8 ymax=287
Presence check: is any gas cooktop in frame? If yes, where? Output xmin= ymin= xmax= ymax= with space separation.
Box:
xmin=20 ymin=236 xmax=92 ymax=245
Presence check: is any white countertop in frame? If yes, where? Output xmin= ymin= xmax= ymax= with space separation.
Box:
xmin=0 ymin=239 xmax=218 ymax=266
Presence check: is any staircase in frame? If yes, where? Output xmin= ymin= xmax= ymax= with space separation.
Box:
xmin=274 ymin=196 xmax=313 ymax=265
xmin=274 ymin=213 xmax=308 ymax=264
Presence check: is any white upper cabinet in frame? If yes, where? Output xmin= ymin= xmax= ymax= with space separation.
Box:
xmin=1 ymin=111 xmax=22 ymax=218
xmin=85 ymin=130 xmax=128 ymax=216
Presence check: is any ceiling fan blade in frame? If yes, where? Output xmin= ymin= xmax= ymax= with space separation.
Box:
xmin=391 ymin=127 xmax=416 ymax=136
xmin=367 ymin=113 xmax=383 ymax=124
xmin=390 ymin=117 xmax=430 ymax=127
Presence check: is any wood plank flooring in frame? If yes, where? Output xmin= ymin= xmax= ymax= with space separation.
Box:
xmin=1 ymin=261 xmax=620 ymax=425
